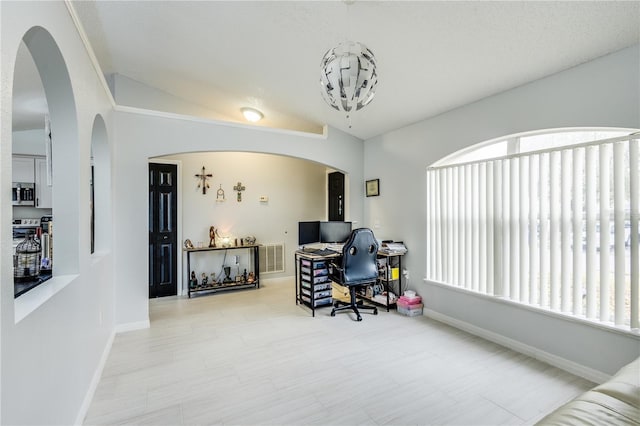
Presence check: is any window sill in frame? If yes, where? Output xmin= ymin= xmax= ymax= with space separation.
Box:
xmin=15 ymin=274 xmax=78 ymax=323
xmin=14 ymin=270 xmax=52 ymax=298
xmin=423 ymin=278 xmax=640 ymax=338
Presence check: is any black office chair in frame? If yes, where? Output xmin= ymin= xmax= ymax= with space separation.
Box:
xmin=328 ymin=228 xmax=379 ymax=321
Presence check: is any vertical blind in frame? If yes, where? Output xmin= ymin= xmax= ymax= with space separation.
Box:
xmin=426 ymin=135 xmax=639 ymax=331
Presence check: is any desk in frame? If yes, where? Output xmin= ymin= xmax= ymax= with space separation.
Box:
xmin=185 ymin=245 xmax=260 ymax=298
xmin=295 ymin=249 xmax=405 ymax=316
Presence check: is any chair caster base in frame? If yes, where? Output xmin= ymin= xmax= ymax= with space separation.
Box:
xmin=357 ymin=315 xmax=362 ymax=321
xmin=330 ymin=310 xmax=336 ymax=317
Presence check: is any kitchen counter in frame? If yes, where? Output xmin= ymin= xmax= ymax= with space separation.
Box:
xmin=14 ymin=269 xmax=52 ymax=298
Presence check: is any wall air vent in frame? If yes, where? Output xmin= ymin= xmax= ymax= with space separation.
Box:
xmin=259 ymin=243 xmax=285 ymax=274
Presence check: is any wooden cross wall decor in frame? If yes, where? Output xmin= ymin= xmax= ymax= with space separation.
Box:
xmin=233 ymin=181 xmax=246 ymax=202
xmin=195 ymin=166 xmax=213 ymax=194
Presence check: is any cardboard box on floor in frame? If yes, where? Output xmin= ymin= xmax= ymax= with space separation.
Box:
xmin=332 ymin=282 xmax=350 ymax=302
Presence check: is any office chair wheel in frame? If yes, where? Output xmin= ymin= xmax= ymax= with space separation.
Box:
xmin=330 ymin=310 xmax=336 ymax=317
xmin=356 ymin=315 xmax=362 ymax=321
xmin=373 ymin=308 xmax=378 ymax=315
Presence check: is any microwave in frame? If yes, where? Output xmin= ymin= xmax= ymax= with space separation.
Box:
xmin=12 ymin=182 xmax=35 ymax=206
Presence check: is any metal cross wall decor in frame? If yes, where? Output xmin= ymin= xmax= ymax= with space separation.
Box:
xmin=233 ymin=181 xmax=246 ymax=202
xmin=195 ymin=166 xmax=212 ymax=194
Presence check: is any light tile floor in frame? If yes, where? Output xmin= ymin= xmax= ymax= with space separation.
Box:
xmin=84 ymin=278 xmax=594 ymax=425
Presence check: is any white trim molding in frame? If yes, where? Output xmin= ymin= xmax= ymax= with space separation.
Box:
xmin=423 ymin=307 xmax=611 ymax=384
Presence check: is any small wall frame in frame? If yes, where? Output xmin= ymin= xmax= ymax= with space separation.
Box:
xmin=365 ymin=179 xmax=380 ymax=197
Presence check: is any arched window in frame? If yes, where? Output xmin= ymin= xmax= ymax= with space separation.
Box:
xmin=426 ymin=128 xmax=639 ymax=332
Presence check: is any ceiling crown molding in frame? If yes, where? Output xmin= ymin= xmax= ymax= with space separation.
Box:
xmin=64 ymin=0 xmax=116 ymax=107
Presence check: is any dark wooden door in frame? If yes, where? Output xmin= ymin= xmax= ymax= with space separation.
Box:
xmin=149 ymin=163 xmax=178 ymax=298
xmin=328 ymin=171 xmax=345 ymax=221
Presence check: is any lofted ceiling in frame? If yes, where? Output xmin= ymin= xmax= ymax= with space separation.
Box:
xmin=12 ymin=1 xmax=640 ymax=140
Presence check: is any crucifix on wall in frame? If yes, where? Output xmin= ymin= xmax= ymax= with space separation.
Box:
xmin=195 ymin=166 xmax=212 ymax=194
xmin=233 ymin=181 xmax=246 ymax=202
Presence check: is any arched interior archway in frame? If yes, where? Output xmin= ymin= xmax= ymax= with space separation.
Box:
xmin=152 ymin=150 xmax=349 ymax=293
xmin=90 ymin=114 xmax=111 ymax=254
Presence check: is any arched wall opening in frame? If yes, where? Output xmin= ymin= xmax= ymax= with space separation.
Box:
xmin=90 ymin=114 xmax=111 ymax=255
xmin=112 ymin=109 xmax=364 ymax=323
xmin=21 ymin=26 xmax=79 ymax=277
xmin=152 ymin=150 xmax=350 ymax=294
xmin=10 ymin=26 xmax=79 ymax=315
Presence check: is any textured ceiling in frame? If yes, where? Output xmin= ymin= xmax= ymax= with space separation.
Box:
xmin=12 ymin=1 xmax=640 ymax=139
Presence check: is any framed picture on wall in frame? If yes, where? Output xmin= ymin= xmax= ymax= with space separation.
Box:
xmin=365 ymin=179 xmax=379 ymax=197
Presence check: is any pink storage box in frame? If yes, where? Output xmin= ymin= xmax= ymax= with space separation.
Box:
xmin=397 ymin=300 xmax=423 ymax=310
xmin=398 ymin=295 xmax=422 ymax=305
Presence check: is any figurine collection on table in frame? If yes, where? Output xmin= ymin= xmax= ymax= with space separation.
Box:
xmin=186 ymin=227 xmax=258 ymax=290
xmin=189 ymin=267 xmax=255 ymax=289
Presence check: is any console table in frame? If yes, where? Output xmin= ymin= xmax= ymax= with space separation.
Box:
xmin=185 ymin=245 xmax=260 ymax=298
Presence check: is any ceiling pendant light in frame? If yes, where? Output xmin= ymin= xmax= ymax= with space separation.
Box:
xmin=319 ymin=41 xmax=378 ymax=127
xmin=241 ymin=107 xmax=264 ymax=122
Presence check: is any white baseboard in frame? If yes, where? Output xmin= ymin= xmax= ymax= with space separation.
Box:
xmin=423 ymin=308 xmax=611 ymax=384
xmin=74 ymin=319 xmax=150 ymax=424
xmin=115 ymin=319 xmax=150 ymax=334
xmin=74 ymin=329 xmax=116 ymax=425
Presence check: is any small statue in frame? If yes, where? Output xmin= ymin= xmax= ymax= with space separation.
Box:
xmin=247 ymin=271 xmax=255 ymax=283
xmin=223 ymin=266 xmax=233 ymax=283
xmin=243 ymin=268 xmax=248 ymax=283
xmin=190 ymin=271 xmax=198 ymax=288
xmin=201 ymin=272 xmax=208 ymax=286
xmin=209 ymin=226 xmax=219 ymax=247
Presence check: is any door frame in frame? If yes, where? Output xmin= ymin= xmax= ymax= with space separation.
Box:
xmin=148 ymin=158 xmax=184 ymax=296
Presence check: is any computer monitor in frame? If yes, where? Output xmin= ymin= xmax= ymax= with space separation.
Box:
xmin=319 ymin=221 xmax=352 ymax=243
xmin=298 ymin=221 xmax=320 ymax=246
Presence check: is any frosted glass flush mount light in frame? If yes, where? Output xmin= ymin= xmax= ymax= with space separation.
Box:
xmin=320 ymin=41 xmax=377 ymax=127
xmin=241 ymin=107 xmax=263 ymax=122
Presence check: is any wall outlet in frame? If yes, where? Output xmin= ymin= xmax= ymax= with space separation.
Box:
xmin=403 ymin=269 xmax=410 ymax=280
xmin=259 ymin=195 xmax=268 ymax=202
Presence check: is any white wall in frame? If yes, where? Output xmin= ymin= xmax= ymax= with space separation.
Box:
xmin=159 ymin=151 xmax=328 ymax=291
xmin=113 ymin=109 xmax=364 ymax=326
xmin=112 ymin=74 xmax=234 ymax=123
xmin=364 ymin=45 xmax=640 ymax=378
xmin=1 ymin=2 xmax=115 ymax=424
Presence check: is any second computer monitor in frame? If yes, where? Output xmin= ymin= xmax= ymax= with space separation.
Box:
xmin=319 ymin=221 xmax=352 ymax=243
